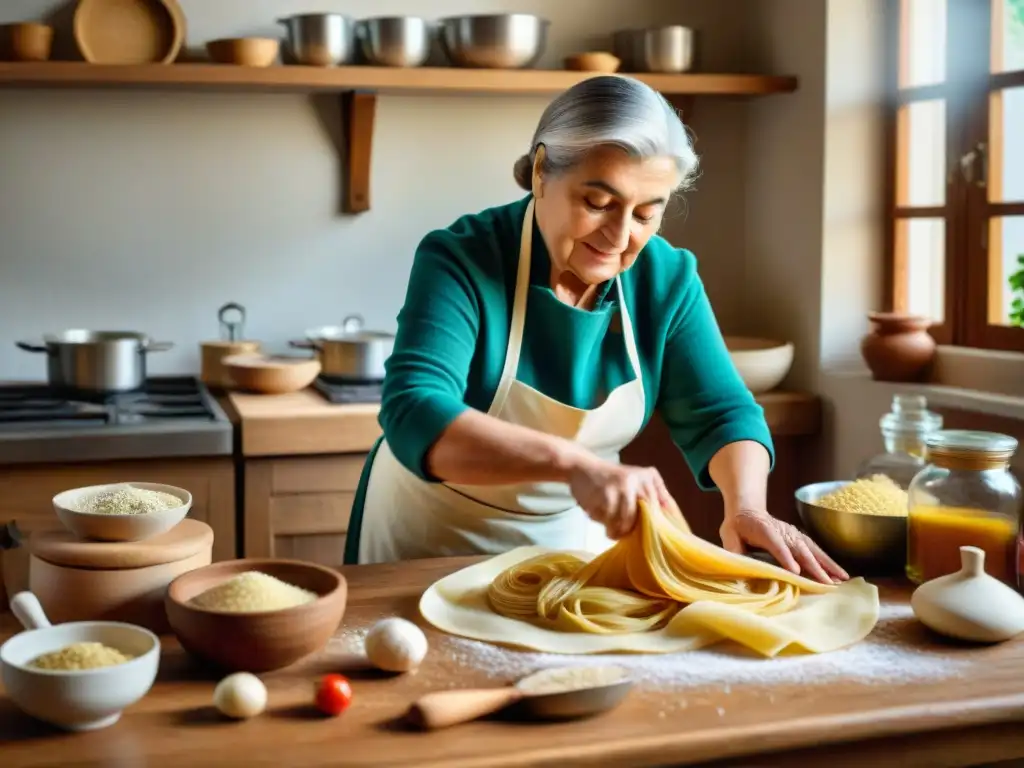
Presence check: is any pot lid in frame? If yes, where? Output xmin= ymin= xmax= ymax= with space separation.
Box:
xmin=30 ymin=518 xmax=213 ymax=570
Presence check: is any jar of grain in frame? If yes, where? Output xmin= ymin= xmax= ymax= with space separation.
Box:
xmin=856 ymin=393 xmax=943 ymax=489
xmin=906 ymin=430 xmax=1022 ymax=588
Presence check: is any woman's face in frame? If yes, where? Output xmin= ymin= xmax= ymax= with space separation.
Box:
xmin=533 ymin=145 xmax=679 ymax=286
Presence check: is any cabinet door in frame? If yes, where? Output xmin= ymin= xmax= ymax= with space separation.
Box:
xmin=244 ymin=454 xmax=365 ymax=568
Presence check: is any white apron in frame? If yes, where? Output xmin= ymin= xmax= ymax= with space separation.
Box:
xmin=357 ymin=199 xmax=647 ymax=564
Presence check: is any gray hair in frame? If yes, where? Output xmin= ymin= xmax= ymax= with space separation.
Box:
xmin=513 ymin=75 xmax=698 ymax=193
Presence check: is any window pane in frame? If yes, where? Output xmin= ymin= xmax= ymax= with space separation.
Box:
xmin=989 ymin=216 xmax=1024 ymax=326
xmin=989 ymin=87 xmax=1024 ymax=203
xmin=993 ymin=0 xmax=1024 ymax=73
xmin=896 ymin=218 xmax=946 ymax=322
xmin=897 ymin=100 xmax=947 ymax=207
xmin=901 ymin=0 xmax=947 ymax=87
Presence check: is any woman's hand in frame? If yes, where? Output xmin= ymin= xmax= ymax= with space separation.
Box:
xmin=720 ymin=508 xmax=849 ymax=584
xmin=567 ymin=455 xmax=673 ymax=540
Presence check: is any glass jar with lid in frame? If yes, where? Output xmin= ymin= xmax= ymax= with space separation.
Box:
xmin=906 ymin=430 xmax=1022 ymax=587
xmin=856 ymin=394 xmax=943 ymax=488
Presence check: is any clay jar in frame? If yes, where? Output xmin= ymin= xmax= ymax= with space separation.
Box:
xmin=860 ymin=312 xmax=936 ymax=382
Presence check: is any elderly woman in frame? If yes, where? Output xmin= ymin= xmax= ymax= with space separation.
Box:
xmin=343 ymin=75 xmax=845 ymax=585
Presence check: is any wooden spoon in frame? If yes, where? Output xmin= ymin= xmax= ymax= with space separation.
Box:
xmin=406 ymin=665 xmax=632 ymax=730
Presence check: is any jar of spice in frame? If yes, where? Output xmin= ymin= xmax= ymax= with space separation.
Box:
xmin=907 ymin=430 xmax=1022 ymax=587
xmin=856 ymin=394 xmax=943 ymax=488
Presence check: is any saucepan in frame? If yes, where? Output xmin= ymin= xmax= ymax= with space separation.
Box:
xmin=16 ymin=331 xmax=173 ymax=395
xmin=289 ymin=314 xmax=393 ymax=382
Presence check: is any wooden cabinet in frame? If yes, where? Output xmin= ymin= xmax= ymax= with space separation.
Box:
xmin=242 ymin=454 xmax=366 ymax=567
xmin=0 ymin=457 xmax=236 ymax=607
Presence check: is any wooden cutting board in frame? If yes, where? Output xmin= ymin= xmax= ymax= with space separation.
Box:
xmin=30 ymin=518 xmax=213 ymax=569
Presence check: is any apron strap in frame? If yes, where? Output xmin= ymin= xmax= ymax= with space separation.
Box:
xmin=615 ymin=275 xmax=644 ymax=382
xmin=488 ymin=197 xmax=535 ymax=416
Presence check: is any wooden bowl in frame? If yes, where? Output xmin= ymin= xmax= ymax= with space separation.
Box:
xmin=724 ymin=336 xmax=794 ymax=394
xmin=564 ymin=51 xmax=621 ymax=73
xmin=0 ymin=23 xmax=54 ymax=62
xmin=74 ymin=0 xmax=184 ymax=64
xmin=165 ymin=559 xmax=347 ymax=673
xmin=206 ymin=37 xmax=280 ymax=67
xmin=223 ymin=353 xmax=320 ymax=394
xmin=52 ymin=482 xmax=192 ymax=542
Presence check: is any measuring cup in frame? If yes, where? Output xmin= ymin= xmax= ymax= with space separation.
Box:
xmin=405 ymin=665 xmax=632 ymax=730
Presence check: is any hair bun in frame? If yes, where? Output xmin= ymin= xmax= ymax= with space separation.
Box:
xmin=513 ymin=154 xmax=532 ymax=191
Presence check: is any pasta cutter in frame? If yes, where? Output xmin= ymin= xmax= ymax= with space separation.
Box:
xmin=405 ymin=665 xmax=632 ymax=730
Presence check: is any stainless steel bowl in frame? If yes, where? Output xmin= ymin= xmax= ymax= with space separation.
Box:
xmin=613 ymin=25 xmax=695 ymax=73
xmin=356 ymin=16 xmax=432 ymax=67
xmin=278 ymin=13 xmax=355 ymax=67
xmin=438 ymin=14 xmax=549 ymax=69
xmin=795 ymin=480 xmax=908 ymax=576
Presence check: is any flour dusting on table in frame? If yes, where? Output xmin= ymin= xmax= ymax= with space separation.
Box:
xmin=333 ymin=603 xmax=973 ymax=691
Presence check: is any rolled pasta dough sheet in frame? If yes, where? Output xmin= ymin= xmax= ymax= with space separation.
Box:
xmin=419 ymin=546 xmax=881 ymax=656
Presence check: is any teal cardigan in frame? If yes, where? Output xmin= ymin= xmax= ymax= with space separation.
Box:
xmin=343 ymin=196 xmax=773 ymax=564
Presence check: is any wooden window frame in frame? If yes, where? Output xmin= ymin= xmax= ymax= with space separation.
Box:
xmin=884 ymin=0 xmax=1024 ymax=353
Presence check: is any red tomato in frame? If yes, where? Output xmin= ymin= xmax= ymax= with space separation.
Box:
xmin=315 ymin=674 xmax=353 ymax=717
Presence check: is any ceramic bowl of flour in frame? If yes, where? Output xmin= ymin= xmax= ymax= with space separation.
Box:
xmin=53 ymin=482 xmax=192 ymax=542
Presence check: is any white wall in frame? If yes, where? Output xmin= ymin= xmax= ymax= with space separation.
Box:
xmin=0 ymin=0 xmax=760 ymax=378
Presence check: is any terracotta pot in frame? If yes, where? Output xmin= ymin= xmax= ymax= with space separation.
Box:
xmin=860 ymin=312 xmax=937 ymax=382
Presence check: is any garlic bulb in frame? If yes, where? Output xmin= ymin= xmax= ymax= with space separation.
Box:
xmin=213 ymin=672 xmax=268 ymax=719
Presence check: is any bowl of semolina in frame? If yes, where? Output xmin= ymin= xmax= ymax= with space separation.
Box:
xmin=53 ymin=482 xmax=192 ymax=542
xmin=795 ymin=474 xmax=910 ymax=576
xmin=165 ymin=558 xmax=347 ymax=673
xmin=0 ymin=592 xmax=160 ymax=731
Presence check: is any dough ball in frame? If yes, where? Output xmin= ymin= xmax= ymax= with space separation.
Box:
xmin=364 ymin=617 xmax=428 ymax=673
xmin=213 ymin=672 xmax=268 ymax=719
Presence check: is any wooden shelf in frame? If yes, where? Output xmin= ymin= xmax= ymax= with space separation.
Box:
xmin=0 ymin=62 xmax=799 ymax=213
xmin=0 ymin=62 xmax=797 ymax=96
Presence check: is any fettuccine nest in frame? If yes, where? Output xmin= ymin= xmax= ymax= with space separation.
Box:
xmin=487 ymin=500 xmax=834 ymax=634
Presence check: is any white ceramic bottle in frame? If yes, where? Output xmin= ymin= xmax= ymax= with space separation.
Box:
xmin=910 ymin=545 xmax=1024 ymax=643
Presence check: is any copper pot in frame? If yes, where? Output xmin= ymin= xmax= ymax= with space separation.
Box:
xmin=860 ymin=312 xmax=937 ymax=382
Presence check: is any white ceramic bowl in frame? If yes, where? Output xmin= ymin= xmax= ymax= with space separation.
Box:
xmin=0 ymin=592 xmax=160 ymax=731
xmin=53 ymin=482 xmax=192 ymax=542
xmin=725 ymin=337 xmax=795 ymax=394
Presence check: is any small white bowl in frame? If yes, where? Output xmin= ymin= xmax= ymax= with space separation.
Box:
xmin=53 ymin=482 xmax=192 ymax=542
xmin=725 ymin=337 xmax=795 ymax=394
xmin=0 ymin=592 xmax=160 ymax=731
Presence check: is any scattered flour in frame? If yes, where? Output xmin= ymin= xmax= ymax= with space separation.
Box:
xmin=331 ymin=603 xmax=973 ymax=692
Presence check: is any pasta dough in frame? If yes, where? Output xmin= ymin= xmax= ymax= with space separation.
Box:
xmin=420 ymin=501 xmax=880 ymax=657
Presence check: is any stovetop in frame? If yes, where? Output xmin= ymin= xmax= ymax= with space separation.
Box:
xmin=0 ymin=376 xmax=233 ymax=465
xmin=0 ymin=377 xmax=217 ymax=427
xmin=313 ymin=377 xmax=383 ymax=405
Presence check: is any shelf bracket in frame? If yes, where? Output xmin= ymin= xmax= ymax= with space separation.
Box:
xmin=341 ymin=89 xmax=377 ymax=214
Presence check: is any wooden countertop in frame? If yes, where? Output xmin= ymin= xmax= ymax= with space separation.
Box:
xmin=4 ymin=557 xmax=1024 ymax=768
xmin=227 ymin=389 xmax=821 ymax=458
xmin=227 ymin=390 xmax=382 ymax=457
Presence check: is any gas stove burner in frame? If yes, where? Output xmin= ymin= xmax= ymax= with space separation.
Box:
xmin=313 ymin=377 xmax=383 ymax=405
xmin=0 ymin=377 xmax=218 ymax=426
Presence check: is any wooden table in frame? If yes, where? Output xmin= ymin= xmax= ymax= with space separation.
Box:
xmin=5 ymin=557 xmax=1024 ymax=768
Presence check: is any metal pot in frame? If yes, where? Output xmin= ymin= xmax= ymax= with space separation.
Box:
xmin=438 ymin=13 xmax=549 ymax=69
xmin=16 ymin=330 xmax=174 ymax=394
xmin=355 ymin=16 xmax=432 ymax=67
xmin=278 ymin=13 xmax=356 ymax=66
xmin=290 ymin=314 xmax=393 ymax=382
xmin=612 ymin=26 xmax=695 ymax=73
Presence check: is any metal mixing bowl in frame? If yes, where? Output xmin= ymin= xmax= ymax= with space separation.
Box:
xmin=613 ymin=25 xmax=695 ymax=73
xmin=438 ymin=13 xmax=549 ymax=69
xmin=278 ymin=13 xmax=355 ymax=67
xmin=795 ymin=480 xmax=908 ymax=576
xmin=356 ymin=16 xmax=432 ymax=67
